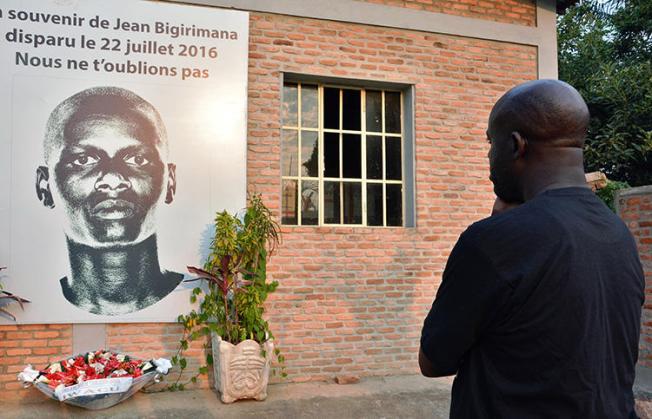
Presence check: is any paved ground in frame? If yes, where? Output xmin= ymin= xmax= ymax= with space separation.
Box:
xmin=636 ymin=365 xmax=652 ymax=418
xmin=5 ymin=367 xmax=652 ymax=418
xmin=4 ymin=374 xmax=454 ymax=419
xmin=637 ymin=364 xmax=652 ymax=396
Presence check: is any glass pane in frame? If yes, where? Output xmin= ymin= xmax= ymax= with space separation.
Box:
xmin=301 ymin=180 xmax=319 ymax=225
xmin=386 ymin=184 xmax=402 ymax=226
xmin=385 ymin=137 xmax=402 ymax=180
xmin=366 ymin=90 xmax=382 ymax=132
xmin=366 ymin=135 xmax=382 ymax=180
xmin=281 ymin=130 xmax=298 ymax=176
xmin=282 ymin=84 xmax=298 ymax=127
xmin=342 ymin=89 xmax=361 ymax=131
xmin=342 ymin=134 xmax=361 ymax=179
xmin=282 ymin=179 xmax=298 ymax=225
xmin=324 ymin=181 xmax=341 ymax=224
xmin=301 ymin=85 xmax=318 ymax=128
xmin=324 ymin=132 xmax=339 ymax=178
xmin=301 ymin=131 xmax=319 ymax=177
xmin=366 ymin=183 xmax=383 ymax=226
xmin=385 ymin=91 xmax=401 ymax=134
xmin=343 ymin=182 xmax=362 ymax=224
xmin=324 ymin=87 xmax=339 ymax=129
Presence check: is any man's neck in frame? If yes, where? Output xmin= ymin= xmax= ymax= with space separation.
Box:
xmin=64 ymin=234 xmax=165 ymax=312
xmin=522 ymin=148 xmax=589 ymax=201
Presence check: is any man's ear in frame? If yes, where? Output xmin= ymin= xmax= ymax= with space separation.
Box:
xmin=511 ymin=131 xmax=527 ymax=159
xmin=35 ymin=166 xmax=55 ymax=208
xmin=165 ymin=163 xmax=176 ymax=204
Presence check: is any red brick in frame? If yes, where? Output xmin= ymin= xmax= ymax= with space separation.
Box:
xmin=0 ymin=325 xmax=19 ymax=331
xmin=47 ymin=324 xmax=72 ymax=330
xmin=6 ymin=348 xmax=31 ymax=356
xmin=5 ymin=332 xmax=32 ymax=340
xmin=4 ymin=381 xmax=27 ymax=391
xmin=23 ymin=356 xmax=51 ymax=365
xmin=21 ymin=339 xmax=48 ymax=348
xmin=32 ymin=347 xmax=62 ymax=356
xmin=33 ymin=331 xmax=59 ymax=339
xmin=46 ymin=339 xmax=70 ymax=347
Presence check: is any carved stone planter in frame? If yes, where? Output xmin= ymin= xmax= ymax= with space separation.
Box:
xmin=211 ymin=334 xmax=273 ymax=403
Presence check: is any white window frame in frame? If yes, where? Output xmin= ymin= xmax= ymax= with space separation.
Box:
xmin=281 ymin=76 xmax=415 ymax=228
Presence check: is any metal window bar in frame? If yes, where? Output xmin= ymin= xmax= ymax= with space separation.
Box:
xmin=282 ymin=82 xmax=404 ymax=227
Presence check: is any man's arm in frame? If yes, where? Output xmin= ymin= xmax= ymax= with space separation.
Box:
xmin=418 ymin=347 xmax=456 ymax=377
xmin=419 ymin=234 xmax=509 ymax=378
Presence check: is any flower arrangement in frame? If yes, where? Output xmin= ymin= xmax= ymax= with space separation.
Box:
xmin=35 ymin=350 xmax=157 ymax=388
xmin=18 ymin=350 xmax=172 ymax=409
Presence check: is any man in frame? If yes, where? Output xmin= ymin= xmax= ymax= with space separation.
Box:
xmin=419 ymin=80 xmax=644 ymax=418
xmin=35 ymin=86 xmax=183 ymax=316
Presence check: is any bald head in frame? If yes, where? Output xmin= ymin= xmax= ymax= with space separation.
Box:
xmin=36 ymin=86 xmax=177 ymax=247
xmin=487 ymin=80 xmax=591 ymax=203
xmin=489 ymin=79 xmax=589 ymax=148
xmin=43 ymin=86 xmax=168 ymax=165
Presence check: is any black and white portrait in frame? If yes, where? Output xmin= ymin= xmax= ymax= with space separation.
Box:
xmin=0 ymin=0 xmax=249 ymax=324
xmin=35 ymin=87 xmax=183 ymax=315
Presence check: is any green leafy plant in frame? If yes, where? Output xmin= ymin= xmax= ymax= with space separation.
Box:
xmin=596 ymin=179 xmax=630 ymax=212
xmin=0 ymin=266 xmax=30 ymax=321
xmin=168 ymin=194 xmax=285 ymax=391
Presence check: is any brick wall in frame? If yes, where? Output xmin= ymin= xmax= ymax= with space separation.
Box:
xmin=247 ymin=12 xmax=537 ymax=381
xmin=0 ymin=324 xmax=72 ymax=401
xmin=358 ymin=0 xmax=537 ymax=26
xmin=106 ymin=324 xmax=212 ymax=391
xmin=1 ymin=5 xmax=538 ymax=399
xmin=618 ymin=186 xmax=652 ymax=367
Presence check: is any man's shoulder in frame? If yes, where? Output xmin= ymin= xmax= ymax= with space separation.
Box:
xmin=458 ymin=201 xmax=568 ymax=264
xmin=461 ymin=189 xmax=634 ymax=263
xmin=462 ymin=204 xmax=539 ymax=245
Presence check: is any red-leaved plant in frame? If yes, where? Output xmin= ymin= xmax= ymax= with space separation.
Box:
xmin=168 ymin=194 xmax=285 ymax=391
xmin=0 ymin=266 xmax=30 ymax=321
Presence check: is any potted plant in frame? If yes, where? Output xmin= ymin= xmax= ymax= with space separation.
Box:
xmin=0 ymin=266 xmax=30 ymax=321
xmin=171 ymin=194 xmax=283 ymax=403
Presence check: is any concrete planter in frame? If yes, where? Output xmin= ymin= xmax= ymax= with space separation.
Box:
xmin=211 ymin=334 xmax=273 ymax=403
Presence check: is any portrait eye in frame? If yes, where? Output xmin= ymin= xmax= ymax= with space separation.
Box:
xmin=124 ymin=154 xmax=150 ymax=167
xmin=71 ymin=154 xmax=99 ymax=167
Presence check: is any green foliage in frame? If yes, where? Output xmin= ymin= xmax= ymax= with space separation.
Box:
xmin=558 ymin=0 xmax=652 ymax=186
xmin=190 ymin=193 xmax=280 ymax=345
xmin=0 ymin=266 xmax=30 ymax=321
xmin=167 ymin=194 xmax=285 ymax=390
xmin=610 ymin=0 xmax=652 ymax=62
xmin=596 ymin=179 xmax=631 ymax=211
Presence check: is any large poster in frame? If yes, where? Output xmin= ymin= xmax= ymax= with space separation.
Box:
xmin=0 ymin=1 xmax=249 ymax=323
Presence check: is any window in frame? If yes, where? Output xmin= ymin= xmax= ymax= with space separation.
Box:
xmin=281 ymin=81 xmax=410 ymax=227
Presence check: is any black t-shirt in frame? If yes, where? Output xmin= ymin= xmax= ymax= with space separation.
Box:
xmin=421 ymin=187 xmax=645 ymax=418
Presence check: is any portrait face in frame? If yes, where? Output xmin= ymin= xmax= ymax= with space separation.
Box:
xmin=46 ymin=110 xmax=174 ymax=247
